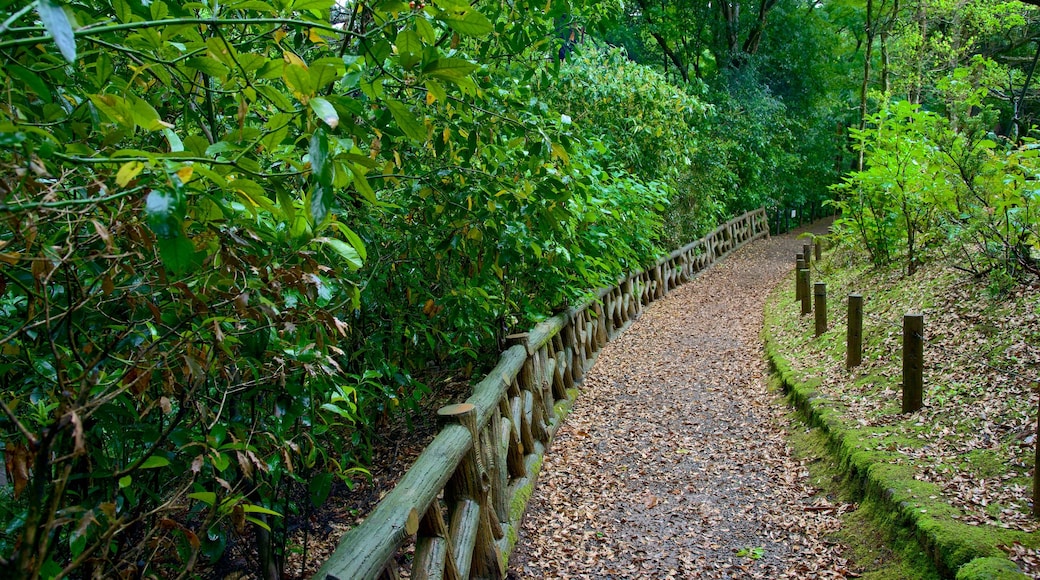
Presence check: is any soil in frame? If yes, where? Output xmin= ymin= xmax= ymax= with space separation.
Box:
xmin=506 ymin=221 xmax=861 ymax=578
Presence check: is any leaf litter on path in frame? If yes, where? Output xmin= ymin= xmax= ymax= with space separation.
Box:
xmin=508 ymin=224 xmax=858 ymax=579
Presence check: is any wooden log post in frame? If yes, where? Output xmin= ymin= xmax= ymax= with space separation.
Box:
xmin=518 ymin=359 xmax=547 ymax=443
xmin=814 ymin=282 xmax=827 ymax=337
xmin=653 ymin=264 xmax=665 ymax=299
xmin=413 ymin=504 xmax=462 ymax=580
xmin=902 ymin=314 xmax=924 ymax=413
xmin=1034 ymin=390 xmax=1040 ymax=518
xmin=795 ymin=255 xmax=805 ymax=302
xmin=803 ymin=243 xmax=812 ymax=267
xmin=537 ymin=346 xmax=554 ymax=421
xmin=437 ymin=403 xmax=504 ymax=579
xmin=499 ymin=398 xmax=525 ymax=479
xmin=485 ymin=410 xmax=508 ymax=533
xmin=814 ymin=238 xmax=823 ymax=261
xmin=561 ymin=321 xmax=580 ymax=385
xmin=799 ymin=268 xmax=811 ymax=315
xmin=847 ymin=294 xmax=863 ymax=368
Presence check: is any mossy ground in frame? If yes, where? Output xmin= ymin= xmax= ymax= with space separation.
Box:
xmin=784 ymin=401 xmax=941 ymax=579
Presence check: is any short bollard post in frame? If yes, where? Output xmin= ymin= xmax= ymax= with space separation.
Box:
xmin=795 ymin=254 xmax=805 ymax=302
xmin=814 ymin=282 xmax=827 ymax=337
xmin=814 ymin=238 xmax=823 ymax=261
xmin=847 ymin=294 xmax=863 ymax=368
xmin=803 ymin=243 xmax=812 ymax=266
xmin=799 ymin=269 xmax=811 ymax=315
xmin=1033 ymin=387 xmax=1040 ymax=518
xmin=1034 ymin=394 xmax=1040 ymax=517
xmin=902 ymin=313 xmax=924 ymax=413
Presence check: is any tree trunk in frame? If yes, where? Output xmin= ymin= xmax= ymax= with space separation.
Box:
xmin=858 ymin=0 xmax=876 ymax=172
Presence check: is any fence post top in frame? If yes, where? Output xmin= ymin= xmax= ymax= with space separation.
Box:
xmin=437 ymin=403 xmax=476 ymax=419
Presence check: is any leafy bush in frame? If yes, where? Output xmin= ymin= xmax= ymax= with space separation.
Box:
xmin=545 ymin=45 xmax=718 ymax=247
xmin=829 ymin=93 xmax=1039 ymax=280
xmin=0 ymin=1 xmax=699 ymax=577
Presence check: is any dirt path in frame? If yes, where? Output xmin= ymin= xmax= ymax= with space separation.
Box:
xmin=507 ymin=222 xmax=854 ymax=579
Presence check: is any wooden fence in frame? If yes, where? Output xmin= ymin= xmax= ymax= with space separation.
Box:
xmin=315 ymin=207 xmax=770 ymax=580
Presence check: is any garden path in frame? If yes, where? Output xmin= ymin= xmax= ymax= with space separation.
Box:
xmin=507 ymin=221 xmax=852 ymax=579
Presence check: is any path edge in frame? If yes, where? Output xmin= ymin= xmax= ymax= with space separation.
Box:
xmin=762 ymin=280 xmax=1031 ymax=580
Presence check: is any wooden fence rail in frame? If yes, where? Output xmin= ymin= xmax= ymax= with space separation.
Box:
xmin=315 ymin=207 xmax=770 ymax=580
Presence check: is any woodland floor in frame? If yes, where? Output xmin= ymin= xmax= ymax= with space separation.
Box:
xmin=507 ymin=221 xmax=861 ymax=579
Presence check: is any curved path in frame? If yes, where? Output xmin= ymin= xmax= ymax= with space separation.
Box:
xmin=508 ymin=222 xmax=852 ymax=578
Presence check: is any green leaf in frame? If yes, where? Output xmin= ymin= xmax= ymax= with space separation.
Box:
xmin=256 ymin=84 xmax=294 ymax=111
xmin=185 ymin=57 xmax=230 ymax=79
xmin=320 ymin=402 xmax=356 ymax=420
xmin=309 ymin=57 xmax=345 ymax=88
xmin=349 ymin=163 xmax=377 ymax=204
xmin=90 ymin=94 xmax=135 ymax=130
xmin=226 ymin=0 xmax=276 ymax=10
xmin=293 ymin=0 xmax=334 ymax=10
xmin=244 ymin=516 xmax=272 ymax=532
xmin=310 ymin=97 xmax=339 ymax=129
xmin=157 ymin=237 xmax=199 ymax=275
xmin=241 ymin=504 xmax=283 ymax=517
xmin=314 ymin=237 xmax=363 ymax=270
xmin=437 ymin=8 xmax=494 ymax=37
xmin=332 ymin=222 xmax=367 ymax=261
xmin=189 ymin=492 xmax=217 ymax=506
xmin=425 ymin=57 xmax=478 ymax=82
xmin=233 ymin=179 xmax=279 ymax=215
xmin=395 ymin=30 xmax=423 ymax=70
xmin=118 ymin=475 xmax=132 ymax=488
xmin=131 ymin=98 xmax=168 ymax=131
xmin=424 ymin=79 xmax=447 ymax=103
xmin=309 ymin=128 xmax=333 ymax=225
xmin=283 ymin=63 xmax=314 ymax=101
xmin=415 ymin=16 xmax=437 ymax=43
xmin=163 ymin=128 xmax=184 ymax=152
xmin=145 ymin=188 xmax=185 ymax=238
xmin=7 ymin=65 xmax=53 ymax=103
xmin=37 ymin=0 xmax=77 ymax=63
xmin=150 ymin=0 xmax=169 ymax=19
xmin=386 ymin=100 xmax=425 ymax=142
xmin=140 ymin=456 xmax=170 ymax=469
xmin=309 ymin=472 xmax=334 ymax=507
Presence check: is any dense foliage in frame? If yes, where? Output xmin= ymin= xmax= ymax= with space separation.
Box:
xmin=599 ymin=0 xmax=846 ymax=221
xmin=827 ymin=0 xmax=1040 ymax=287
xmin=0 ymin=0 xmax=732 ymax=577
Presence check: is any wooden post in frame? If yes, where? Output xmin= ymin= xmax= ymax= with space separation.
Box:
xmin=902 ymin=313 xmax=924 ymax=413
xmin=814 ymin=238 xmax=823 ymax=261
xmin=803 ymin=243 xmax=812 ymax=267
xmin=799 ymin=269 xmax=811 ymax=315
xmin=814 ymin=283 xmax=827 ymax=337
xmin=847 ymin=294 xmax=863 ymax=368
xmin=437 ymin=403 xmax=504 ymax=579
xmin=1034 ymin=389 xmax=1040 ymax=517
xmin=795 ymin=255 xmax=806 ymax=302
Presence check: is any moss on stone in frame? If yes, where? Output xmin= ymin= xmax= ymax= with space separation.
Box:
xmin=955 ymin=557 xmax=1029 ymax=580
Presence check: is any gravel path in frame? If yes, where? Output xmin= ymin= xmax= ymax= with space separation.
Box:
xmin=508 ymin=222 xmax=855 ymax=579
